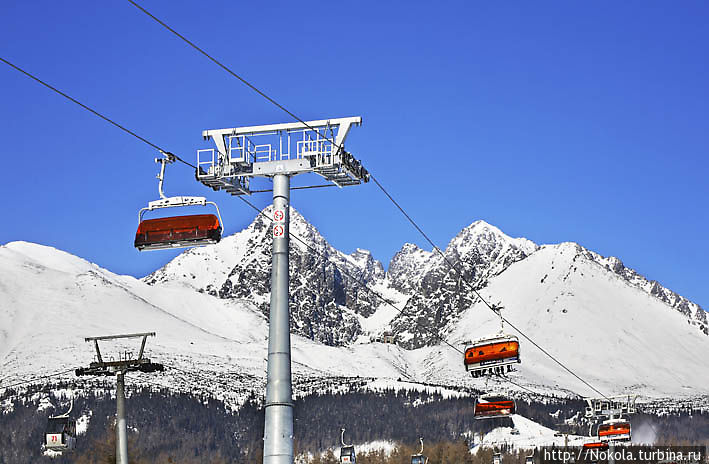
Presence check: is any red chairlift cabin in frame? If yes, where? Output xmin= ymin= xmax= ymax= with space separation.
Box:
xmin=583 ymin=442 xmax=609 ymax=450
xmin=135 ymin=154 xmax=224 ymax=251
xmin=135 ymin=214 xmax=222 ymax=251
xmin=598 ymin=421 xmax=631 ymax=442
xmin=464 ymin=334 xmax=520 ymax=377
xmin=474 ymin=395 xmax=516 ymax=419
xmin=583 ymin=441 xmax=608 ymax=464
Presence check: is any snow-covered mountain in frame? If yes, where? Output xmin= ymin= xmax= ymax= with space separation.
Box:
xmin=146 ymin=208 xmax=706 ymax=348
xmin=1 ymin=210 xmax=708 ymax=405
xmin=388 ymin=221 xmax=539 ymax=348
xmin=144 ymin=211 xmax=542 ymax=349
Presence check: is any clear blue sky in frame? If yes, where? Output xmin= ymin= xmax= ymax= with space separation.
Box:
xmin=0 ymin=1 xmax=707 ymax=309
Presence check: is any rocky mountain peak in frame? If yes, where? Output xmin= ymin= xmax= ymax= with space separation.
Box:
xmin=448 ymin=220 xmax=538 ymax=257
xmin=348 ymin=248 xmax=385 ymax=282
xmin=143 ymin=210 xmax=707 ymax=349
xmin=387 ymin=243 xmax=434 ymax=294
xmin=386 ymin=222 xmax=539 ymax=349
xmin=146 ymin=206 xmax=388 ymax=346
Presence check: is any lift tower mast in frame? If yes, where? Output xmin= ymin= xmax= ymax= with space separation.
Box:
xmin=75 ymin=332 xmax=164 ymax=464
xmin=197 ymin=117 xmax=368 ymax=464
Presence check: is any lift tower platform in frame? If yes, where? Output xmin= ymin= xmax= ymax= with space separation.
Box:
xmin=75 ymin=332 xmax=164 ymax=464
xmin=197 ymin=117 xmax=368 ymax=464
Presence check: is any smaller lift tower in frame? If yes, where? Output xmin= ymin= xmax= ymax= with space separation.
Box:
xmin=197 ymin=117 xmax=368 ymax=464
xmin=75 ymin=332 xmax=164 ymax=464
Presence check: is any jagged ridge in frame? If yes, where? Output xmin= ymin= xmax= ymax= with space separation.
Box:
xmin=145 ymin=211 xmax=707 ymax=348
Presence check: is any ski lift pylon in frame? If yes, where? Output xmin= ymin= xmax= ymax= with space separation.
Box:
xmin=43 ymin=400 xmax=76 ymax=452
xmin=135 ymin=153 xmax=223 ymax=251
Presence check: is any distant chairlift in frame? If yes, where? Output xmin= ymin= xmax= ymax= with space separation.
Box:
xmin=583 ymin=440 xmax=608 ymax=464
xmin=135 ymin=153 xmax=223 ymax=251
xmin=583 ymin=442 xmax=609 ymax=450
xmin=44 ymin=400 xmax=76 ymax=452
xmin=598 ymin=420 xmax=631 ymax=442
xmin=474 ymin=395 xmax=516 ymax=419
xmin=340 ymin=428 xmax=356 ymax=463
xmin=411 ymin=437 xmax=429 ymax=464
xmin=464 ymin=333 xmax=521 ymax=377
xmin=463 ymin=306 xmax=520 ymax=378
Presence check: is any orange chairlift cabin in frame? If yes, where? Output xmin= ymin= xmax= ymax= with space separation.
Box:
xmin=463 ymin=305 xmax=520 ymax=378
xmin=474 ymin=395 xmax=516 ymax=419
xmin=583 ymin=442 xmax=609 ymax=450
xmin=135 ymin=154 xmax=223 ymax=251
xmin=598 ymin=420 xmax=631 ymax=442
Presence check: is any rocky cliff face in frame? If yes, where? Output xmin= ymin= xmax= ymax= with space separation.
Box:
xmin=145 ymin=207 xmax=386 ymax=346
xmin=145 ymin=210 xmax=707 ymax=348
xmin=387 ymin=221 xmax=539 ymax=348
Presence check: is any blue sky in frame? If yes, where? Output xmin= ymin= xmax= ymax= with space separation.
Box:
xmin=0 ymin=1 xmax=707 ymax=309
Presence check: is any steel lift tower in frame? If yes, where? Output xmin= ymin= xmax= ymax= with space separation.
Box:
xmin=197 ymin=117 xmax=368 ymax=464
xmin=75 ymin=332 xmax=164 ymax=464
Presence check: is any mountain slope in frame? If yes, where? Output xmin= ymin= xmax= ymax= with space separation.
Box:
xmin=448 ymin=242 xmax=709 ymax=397
xmin=0 ymin=241 xmax=464 ymax=405
xmin=1 ymin=210 xmax=708 ymax=402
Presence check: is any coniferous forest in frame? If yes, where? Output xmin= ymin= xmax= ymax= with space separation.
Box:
xmin=1 ymin=383 xmax=707 ymax=463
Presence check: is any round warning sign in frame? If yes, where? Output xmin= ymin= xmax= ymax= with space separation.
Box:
xmin=273 ymin=209 xmax=285 ymax=222
xmin=273 ymin=225 xmax=285 ymax=237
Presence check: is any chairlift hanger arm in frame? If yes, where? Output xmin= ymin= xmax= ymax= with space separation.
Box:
xmin=50 ymin=399 xmax=73 ymax=419
xmin=136 ymin=152 xmax=225 ymax=252
xmin=156 ymin=155 xmax=173 ymax=200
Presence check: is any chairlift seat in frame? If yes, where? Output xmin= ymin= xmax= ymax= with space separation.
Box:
xmin=340 ymin=445 xmax=356 ymax=463
xmin=44 ymin=417 xmax=76 ymax=451
xmin=464 ymin=335 xmax=520 ymax=372
xmin=474 ymin=396 xmax=516 ymax=419
xmin=135 ymin=214 xmax=222 ymax=251
xmin=598 ymin=421 xmax=631 ymax=442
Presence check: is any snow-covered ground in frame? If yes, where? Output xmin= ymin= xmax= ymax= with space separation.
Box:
xmin=473 ymin=415 xmax=587 ymax=450
xmin=1 ymin=235 xmax=708 ymax=410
